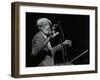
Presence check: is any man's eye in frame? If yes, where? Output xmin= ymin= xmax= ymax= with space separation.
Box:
xmin=42 ymin=23 xmax=47 ymax=26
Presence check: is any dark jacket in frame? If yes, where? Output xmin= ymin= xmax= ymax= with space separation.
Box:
xmin=31 ymin=31 xmax=62 ymax=66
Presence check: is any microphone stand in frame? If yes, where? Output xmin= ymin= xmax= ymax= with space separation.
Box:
xmin=58 ymin=22 xmax=67 ymax=65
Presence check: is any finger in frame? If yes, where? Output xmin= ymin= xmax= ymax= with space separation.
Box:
xmin=55 ymin=32 xmax=59 ymax=35
xmin=69 ymin=43 xmax=71 ymax=46
xmin=53 ymin=32 xmax=59 ymax=37
xmin=67 ymin=40 xmax=71 ymax=43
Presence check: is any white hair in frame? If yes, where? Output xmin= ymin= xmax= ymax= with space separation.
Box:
xmin=36 ymin=18 xmax=52 ymax=28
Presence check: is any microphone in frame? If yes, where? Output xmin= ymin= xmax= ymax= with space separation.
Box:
xmin=52 ymin=21 xmax=61 ymax=29
xmin=52 ymin=24 xmax=58 ymax=30
xmin=51 ymin=21 xmax=61 ymax=37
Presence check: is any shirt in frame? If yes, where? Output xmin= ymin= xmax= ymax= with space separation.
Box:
xmin=40 ymin=31 xmax=53 ymax=52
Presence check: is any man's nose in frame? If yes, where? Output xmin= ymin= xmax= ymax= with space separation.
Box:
xmin=47 ymin=26 xmax=51 ymax=29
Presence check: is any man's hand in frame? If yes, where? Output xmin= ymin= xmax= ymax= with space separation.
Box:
xmin=63 ymin=40 xmax=72 ymax=46
xmin=49 ymin=32 xmax=59 ymax=39
xmin=52 ymin=32 xmax=59 ymax=38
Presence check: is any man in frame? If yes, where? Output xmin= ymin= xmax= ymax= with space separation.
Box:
xmin=31 ymin=18 xmax=72 ymax=66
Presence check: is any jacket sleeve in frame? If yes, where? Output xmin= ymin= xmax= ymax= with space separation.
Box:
xmin=52 ymin=43 xmax=62 ymax=53
xmin=31 ymin=34 xmax=47 ymax=56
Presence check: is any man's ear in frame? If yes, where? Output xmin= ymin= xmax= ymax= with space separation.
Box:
xmin=38 ymin=26 xmax=41 ymax=30
xmin=39 ymin=26 xmax=44 ymax=31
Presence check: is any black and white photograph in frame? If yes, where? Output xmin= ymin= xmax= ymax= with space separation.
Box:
xmin=11 ymin=2 xmax=97 ymax=78
xmin=26 ymin=13 xmax=89 ymax=67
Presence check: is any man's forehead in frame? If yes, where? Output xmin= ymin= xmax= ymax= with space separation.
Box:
xmin=37 ymin=18 xmax=52 ymax=26
xmin=41 ymin=21 xmax=51 ymax=26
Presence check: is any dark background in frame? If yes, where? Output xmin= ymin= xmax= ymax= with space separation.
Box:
xmin=26 ymin=12 xmax=89 ymax=67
